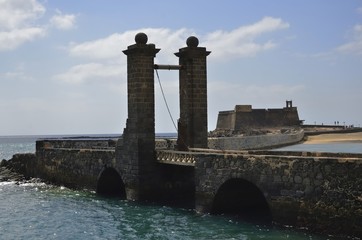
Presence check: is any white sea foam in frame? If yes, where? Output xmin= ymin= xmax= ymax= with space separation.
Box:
xmin=0 ymin=181 xmax=16 ymax=186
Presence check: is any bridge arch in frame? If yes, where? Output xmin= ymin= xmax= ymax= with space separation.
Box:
xmin=96 ymin=167 xmax=126 ymax=198
xmin=211 ymin=178 xmax=272 ymax=223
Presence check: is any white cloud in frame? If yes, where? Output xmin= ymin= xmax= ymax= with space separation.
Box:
xmin=0 ymin=0 xmax=45 ymax=30
xmin=336 ymin=24 xmax=362 ymax=55
xmin=0 ymin=0 xmax=46 ymax=51
xmin=60 ymin=28 xmax=192 ymax=84
xmin=69 ymin=28 xmax=191 ymax=62
xmin=68 ymin=19 xmax=288 ymax=62
xmin=69 ymin=33 xmax=127 ymax=59
xmin=204 ymin=17 xmax=290 ymax=59
xmin=61 ymin=19 xmax=289 ymax=85
xmin=54 ymin=62 xmax=125 ymax=84
xmin=0 ymin=0 xmax=78 ymax=51
xmin=0 ymin=27 xmax=46 ymax=51
xmin=50 ymin=9 xmax=76 ymax=30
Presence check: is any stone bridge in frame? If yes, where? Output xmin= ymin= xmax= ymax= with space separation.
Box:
xmin=18 ymin=139 xmax=360 ymax=237
xmin=157 ymin=148 xmax=362 ymax=235
xmin=6 ymin=32 xmax=362 ymax=238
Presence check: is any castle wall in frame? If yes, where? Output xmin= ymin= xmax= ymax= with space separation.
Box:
xmin=208 ymin=129 xmax=304 ymax=150
xmin=215 ymin=111 xmax=235 ymax=130
xmin=216 ymin=104 xmax=301 ymax=130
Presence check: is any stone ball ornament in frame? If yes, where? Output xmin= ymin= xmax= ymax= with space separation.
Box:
xmin=135 ymin=32 xmax=148 ymax=44
xmin=186 ymin=36 xmax=199 ymax=47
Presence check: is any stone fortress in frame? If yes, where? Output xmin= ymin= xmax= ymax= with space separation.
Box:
xmin=216 ymin=100 xmax=301 ymax=131
xmin=208 ymin=101 xmax=304 ymax=150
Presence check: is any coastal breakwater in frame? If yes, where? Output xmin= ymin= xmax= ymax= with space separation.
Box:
xmin=2 ymin=135 xmax=361 ymax=238
xmin=208 ymin=129 xmax=304 ymax=150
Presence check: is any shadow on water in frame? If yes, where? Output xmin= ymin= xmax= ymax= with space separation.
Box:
xmin=96 ymin=167 xmax=126 ymax=199
xmin=211 ymin=178 xmax=272 ymax=225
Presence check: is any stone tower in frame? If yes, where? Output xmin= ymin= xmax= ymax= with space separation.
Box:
xmin=116 ymin=33 xmax=160 ymax=201
xmin=175 ymin=36 xmax=211 ymax=150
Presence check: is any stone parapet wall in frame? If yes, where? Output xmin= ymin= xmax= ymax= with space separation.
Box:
xmin=155 ymin=139 xmax=177 ymax=149
xmin=208 ymin=130 xmax=304 ymax=150
xmin=194 ymin=152 xmax=362 ymax=237
xmin=36 ymin=139 xmax=117 ymax=150
xmin=35 ymin=132 xmax=304 ymax=152
xmin=37 ymin=138 xmax=175 ymax=151
xmin=35 ymin=148 xmax=116 ymax=189
xmin=5 ymin=140 xmax=361 ymax=237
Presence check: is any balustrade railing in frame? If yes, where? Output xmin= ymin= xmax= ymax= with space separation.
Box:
xmin=156 ymin=150 xmax=196 ymax=166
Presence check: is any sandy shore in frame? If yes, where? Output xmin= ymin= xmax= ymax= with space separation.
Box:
xmin=304 ymin=132 xmax=362 ymax=144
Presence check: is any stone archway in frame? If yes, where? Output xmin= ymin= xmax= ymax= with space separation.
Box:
xmin=96 ymin=167 xmax=126 ymax=198
xmin=211 ymin=178 xmax=272 ymax=223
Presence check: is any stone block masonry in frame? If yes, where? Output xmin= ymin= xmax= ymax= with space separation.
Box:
xmin=116 ymin=33 xmax=160 ymax=201
xmin=176 ymin=36 xmax=210 ymax=150
xmin=4 ymin=137 xmax=361 ymax=238
xmin=193 ymin=151 xmax=362 ymax=237
xmin=208 ymin=129 xmax=304 ymax=150
xmin=216 ymin=101 xmax=301 ymax=130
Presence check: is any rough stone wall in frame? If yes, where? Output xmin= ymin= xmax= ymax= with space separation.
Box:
xmin=208 ymin=130 xmax=304 ymax=150
xmin=5 ymin=140 xmax=361 ymax=237
xmin=216 ymin=111 xmax=235 ymax=130
xmin=36 ymin=139 xmax=117 ymax=150
xmin=116 ymin=36 xmax=161 ymax=201
xmin=2 ymin=153 xmax=37 ymax=179
xmin=155 ymin=139 xmax=177 ymax=149
xmin=35 ymin=147 xmax=115 ymax=189
xmin=216 ymin=104 xmax=300 ymax=130
xmin=194 ymin=153 xmax=362 ymax=237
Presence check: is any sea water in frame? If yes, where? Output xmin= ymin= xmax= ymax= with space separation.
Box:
xmin=0 ymin=135 xmax=352 ymax=239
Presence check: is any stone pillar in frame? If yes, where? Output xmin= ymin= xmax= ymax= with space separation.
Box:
xmin=175 ymin=36 xmax=210 ymax=150
xmin=116 ymin=33 xmax=160 ymax=201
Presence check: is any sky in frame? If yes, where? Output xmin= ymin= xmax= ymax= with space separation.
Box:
xmin=1 ymin=0 xmax=362 ymax=135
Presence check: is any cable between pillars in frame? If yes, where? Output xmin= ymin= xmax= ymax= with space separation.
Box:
xmin=155 ymin=69 xmax=178 ymax=133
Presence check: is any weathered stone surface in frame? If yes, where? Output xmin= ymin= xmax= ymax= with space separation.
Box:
xmin=0 ymin=165 xmax=24 ymax=182
xmin=6 ymin=139 xmax=362 ymax=238
xmin=208 ymin=130 xmax=304 ymax=150
xmin=192 ymin=151 xmax=362 ymax=237
xmin=175 ymin=40 xmax=210 ymax=149
xmin=116 ymin=34 xmax=161 ymax=201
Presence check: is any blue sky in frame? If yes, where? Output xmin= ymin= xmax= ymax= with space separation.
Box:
xmin=1 ymin=0 xmax=362 ymax=135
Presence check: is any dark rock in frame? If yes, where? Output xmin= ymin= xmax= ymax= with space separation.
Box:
xmin=0 ymin=166 xmax=25 ymax=182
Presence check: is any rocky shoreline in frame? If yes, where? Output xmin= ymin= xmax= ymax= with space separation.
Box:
xmin=0 ymin=165 xmax=25 ymax=182
xmin=0 ymin=154 xmax=38 ymax=183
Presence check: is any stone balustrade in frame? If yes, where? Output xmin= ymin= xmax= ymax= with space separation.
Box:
xmin=156 ymin=150 xmax=196 ymax=166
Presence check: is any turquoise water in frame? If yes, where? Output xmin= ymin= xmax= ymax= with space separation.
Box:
xmin=0 ymin=135 xmax=353 ymax=239
xmin=0 ymin=181 xmax=325 ymax=240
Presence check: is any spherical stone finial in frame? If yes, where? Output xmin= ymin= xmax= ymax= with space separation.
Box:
xmin=135 ymin=32 xmax=148 ymax=44
xmin=186 ymin=36 xmax=199 ymax=47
